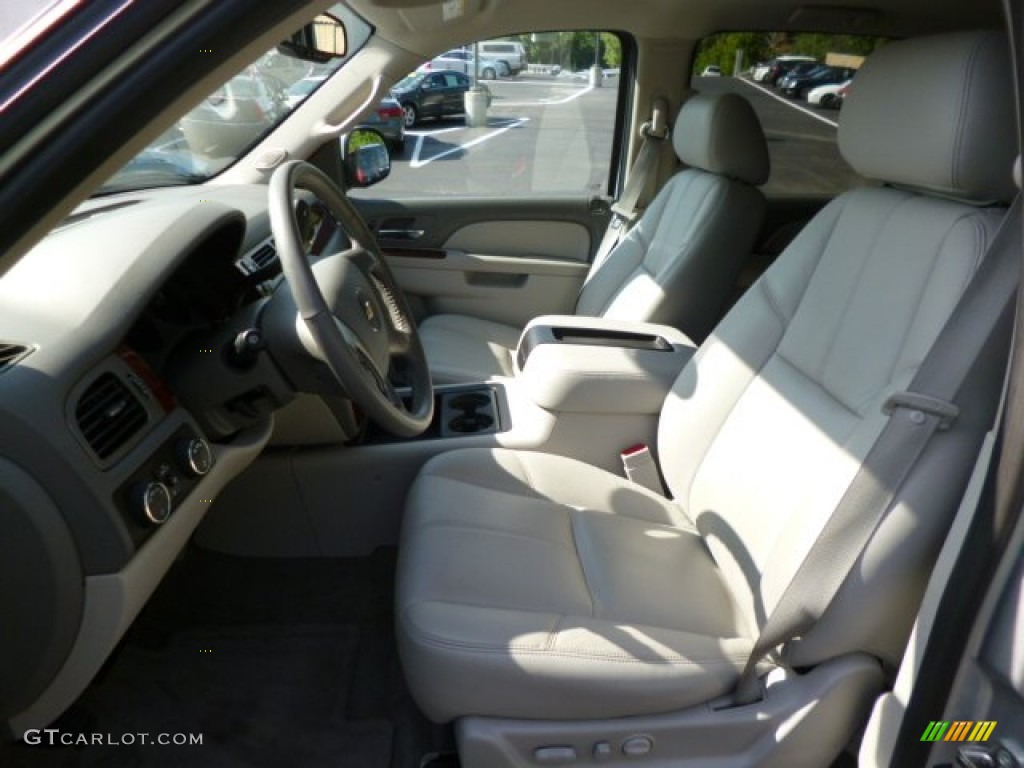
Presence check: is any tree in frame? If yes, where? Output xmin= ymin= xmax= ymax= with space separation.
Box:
xmin=693 ymin=31 xmax=887 ymax=76
xmin=693 ymin=32 xmax=766 ymax=75
xmin=601 ymin=33 xmax=622 ymax=68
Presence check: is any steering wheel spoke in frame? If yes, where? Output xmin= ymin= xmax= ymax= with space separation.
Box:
xmin=269 ymin=161 xmax=433 ymax=438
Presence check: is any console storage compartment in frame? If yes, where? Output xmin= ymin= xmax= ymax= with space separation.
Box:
xmin=515 ymin=315 xmax=696 ymax=414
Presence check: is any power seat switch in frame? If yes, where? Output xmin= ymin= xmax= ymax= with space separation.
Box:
xmin=533 ymin=746 xmax=577 ymax=764
xmin=957 ymin=746 xmax=996 ymax=768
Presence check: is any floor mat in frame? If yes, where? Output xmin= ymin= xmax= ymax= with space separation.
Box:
xmin=6 ymin=548 xmax=447 ymax=768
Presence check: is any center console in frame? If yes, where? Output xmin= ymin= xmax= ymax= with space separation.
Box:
xmin=514 ymin=315 xmax=697 ymax=415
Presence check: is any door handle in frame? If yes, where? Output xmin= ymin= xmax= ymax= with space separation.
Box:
xmin=378 ymin=229 xmax=425 ymax=241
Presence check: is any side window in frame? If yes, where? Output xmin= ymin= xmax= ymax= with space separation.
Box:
xmin=691 ymin=33 xmax=888 ymax=197
xmin=350 ymin=31 xmax=626 ymax=199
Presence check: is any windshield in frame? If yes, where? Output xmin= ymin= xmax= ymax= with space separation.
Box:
xmin=97 ymin=4 xmax=370 ymax=197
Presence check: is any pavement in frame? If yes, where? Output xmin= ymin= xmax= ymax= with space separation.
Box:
xmin=368 ymin=73 xmax=858 ymax=199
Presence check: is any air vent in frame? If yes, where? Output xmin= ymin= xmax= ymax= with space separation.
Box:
xmin=75 ymin=373 xmax=148 ymax=460
xmin=251 ymin=240 xmax=277 ymax=269
xmin=0 ymin=342 xmax=30 ymax=373
xmin=236 ymin=237 xmax=277 ymax=275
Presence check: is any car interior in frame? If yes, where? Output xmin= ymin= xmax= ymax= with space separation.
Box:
xmin=2 ymin=1 xmax=1024 ymax=767
xmin=419 ymin=90 xmax=770 ymax=383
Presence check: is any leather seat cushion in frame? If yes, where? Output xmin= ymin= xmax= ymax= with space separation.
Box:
xmin=419 ymin=314 xmax=523 ymax=383
xmin=397 ymin=448 xmax=753 ymax=722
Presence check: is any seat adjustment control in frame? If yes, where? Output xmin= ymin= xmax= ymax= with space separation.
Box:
xmin=533 ymin=746 xmax=577 ymax=764
xmin=622 ymin=735 xmax=654 ymax=757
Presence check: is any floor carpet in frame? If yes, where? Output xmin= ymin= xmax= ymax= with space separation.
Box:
xmin=5 ymin=547 xmax=448 ymax=768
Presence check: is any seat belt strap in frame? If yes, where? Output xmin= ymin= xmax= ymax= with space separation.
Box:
xmin=733 ymin=195 xmax=1022 ymax=706
xmin=583 ymin=98 xmax=671 ymax=288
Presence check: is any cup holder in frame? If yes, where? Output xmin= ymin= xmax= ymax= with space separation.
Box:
xmin=440 ymin=388 xmax=499 ymax=437
xmin=448 ymin=393 xmax=490 ymax=411
xmin=449 ymin=413 xmax=495 ymax=433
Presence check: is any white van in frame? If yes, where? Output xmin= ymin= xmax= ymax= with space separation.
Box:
xmin=477 ymin=39 xmax=527 ymax=75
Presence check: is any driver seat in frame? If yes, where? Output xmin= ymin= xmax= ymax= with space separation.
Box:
xmin=396 ymin=31 xmax=1017 ymax=766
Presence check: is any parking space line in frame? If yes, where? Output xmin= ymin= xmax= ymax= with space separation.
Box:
xmin=491 ymin=79 xmax=590 ymax=88
xmin=410 ymin=117 xmax=531 ymax=169
xmin=735 ymin=77 xmax=839 ymax=128
xmin=498 ymin=84 xmax=594 ymax=108
xmin=406 ymin=117 xmax=521 ymax=139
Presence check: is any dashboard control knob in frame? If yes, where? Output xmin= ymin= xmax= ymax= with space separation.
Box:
xmin=177 ymin=437 xmax=213 ymax=477
xmin=134 ymin=481 xmax=172 ymax=525
xmin=230 ymin=328 xmax=266 ymax=367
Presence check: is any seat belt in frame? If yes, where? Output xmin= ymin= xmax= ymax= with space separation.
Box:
xmin=583 ymin=98 xmax=671 ymax=286
xmin=733 ymin=195 xmax=1022 ymax=706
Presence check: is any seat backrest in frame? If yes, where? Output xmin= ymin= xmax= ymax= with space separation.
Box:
xmin=657 ymin=31 xmax=1017 ymax=668
xmin=576 ymin=93 xmax=769 ymax=342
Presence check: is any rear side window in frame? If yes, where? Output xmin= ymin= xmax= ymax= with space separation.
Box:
xmin=691 ymin=33 xmax=888 ymax=198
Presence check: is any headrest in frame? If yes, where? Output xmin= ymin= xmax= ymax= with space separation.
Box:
xmin=839 ymin=31 xmax=1017 ymax=203
xmin=673 ymin=93 xmax=769 ymax=186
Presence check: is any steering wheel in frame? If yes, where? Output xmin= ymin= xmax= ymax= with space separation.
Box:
xmin=268 ymin=160 xmax=433 ymax=438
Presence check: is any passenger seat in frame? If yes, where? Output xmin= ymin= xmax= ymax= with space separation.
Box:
xmin=419 ymin=92 xmax=770 ymax=383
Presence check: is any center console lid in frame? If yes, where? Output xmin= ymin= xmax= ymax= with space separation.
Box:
xmin=515 ymin=315 xmax=697 ymax=414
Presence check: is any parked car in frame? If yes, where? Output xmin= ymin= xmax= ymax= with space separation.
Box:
xmin=3 ymin=2 xmax=1023 ymax=768
xmin=391 ymin=70 xmax=491 ymax=128
xmin=806 ymin=78 xmax=853 ymax=108
xmin=356 ymin=96 xmax=406 ymax=152
xmin=284 ymin=75 xmax=327 ymax=108
xmin=477 ymin=39 xmax=527 ymax=75
xmin=774 ymin=60 xmax=823 ymax=89
xmin=780 ymin=64 xmax=855 ymax=98
xmin=701 ymin=64 xmax=722 ymax=76
xmin=753 ymin=54 xmax=817 ymax=84
xmin=417 ymin=49 xmax=504 ymax=79
xmin=834 ymin=81 xmax=852 ymax=109
xmin=179 ymin=69 xmax=288 ymax=160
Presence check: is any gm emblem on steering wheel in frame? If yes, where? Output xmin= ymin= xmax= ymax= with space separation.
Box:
xmin=358 ymin=290 xmax=382 ymax=332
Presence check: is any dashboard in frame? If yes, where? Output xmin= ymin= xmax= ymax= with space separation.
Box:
xmin=0 ymin=183 xmax=322 ymax=730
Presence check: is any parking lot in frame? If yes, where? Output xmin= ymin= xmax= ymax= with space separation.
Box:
xmin=364 ymin=74 xmax=617 ymax=196
xmin=363 ymin=73 xmax=861 ymax=199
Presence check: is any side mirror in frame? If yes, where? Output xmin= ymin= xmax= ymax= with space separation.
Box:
xmin=342 ymin=129 xmax=391 ymax=188
xmin=278 ymin=13 xmax=347 ymax=63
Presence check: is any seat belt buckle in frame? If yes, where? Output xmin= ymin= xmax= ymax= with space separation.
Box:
xmin=620 ymin=444 xmax=665 ymax=494
xmin=882 ymin=392 xmax=960 ymax=430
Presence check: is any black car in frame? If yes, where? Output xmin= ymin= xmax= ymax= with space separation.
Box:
xmin=763 ymin=56 xmax=818 ymax=86
xmin=780 ymin=65 xmax=855 ymax=99
xmin=390 ymin=70 xmax=491 ymax=128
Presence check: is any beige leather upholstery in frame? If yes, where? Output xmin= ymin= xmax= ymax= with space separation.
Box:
xmin=516 ymin=315 xmax=697 ymax=414
xmin=397 ymin=30 xmax=1015 ymax=727
xmin=840 ymin=31 xmax=1016 ymax=203
xmin=398 ymin=449 xmax=752 ymax=720
xmin=671 ymin=92 xmax=769 ymax=185
xmin=417 ymin=314 xmax=521 ymax=382
xmin=420 ymin=92 xmax=769 ymax=383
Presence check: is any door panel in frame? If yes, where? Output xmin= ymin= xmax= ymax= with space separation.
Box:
xmin=387 ymin=250 xmax=587 ymax=327
xmin=354 ymin=196 xmax=609 ymax=326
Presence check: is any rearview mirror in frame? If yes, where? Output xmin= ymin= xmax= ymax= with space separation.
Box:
xmin=278 ymin=13 xmax=347 ymax=63
xmin=342 ymin=129 xmax=391 ymax=188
